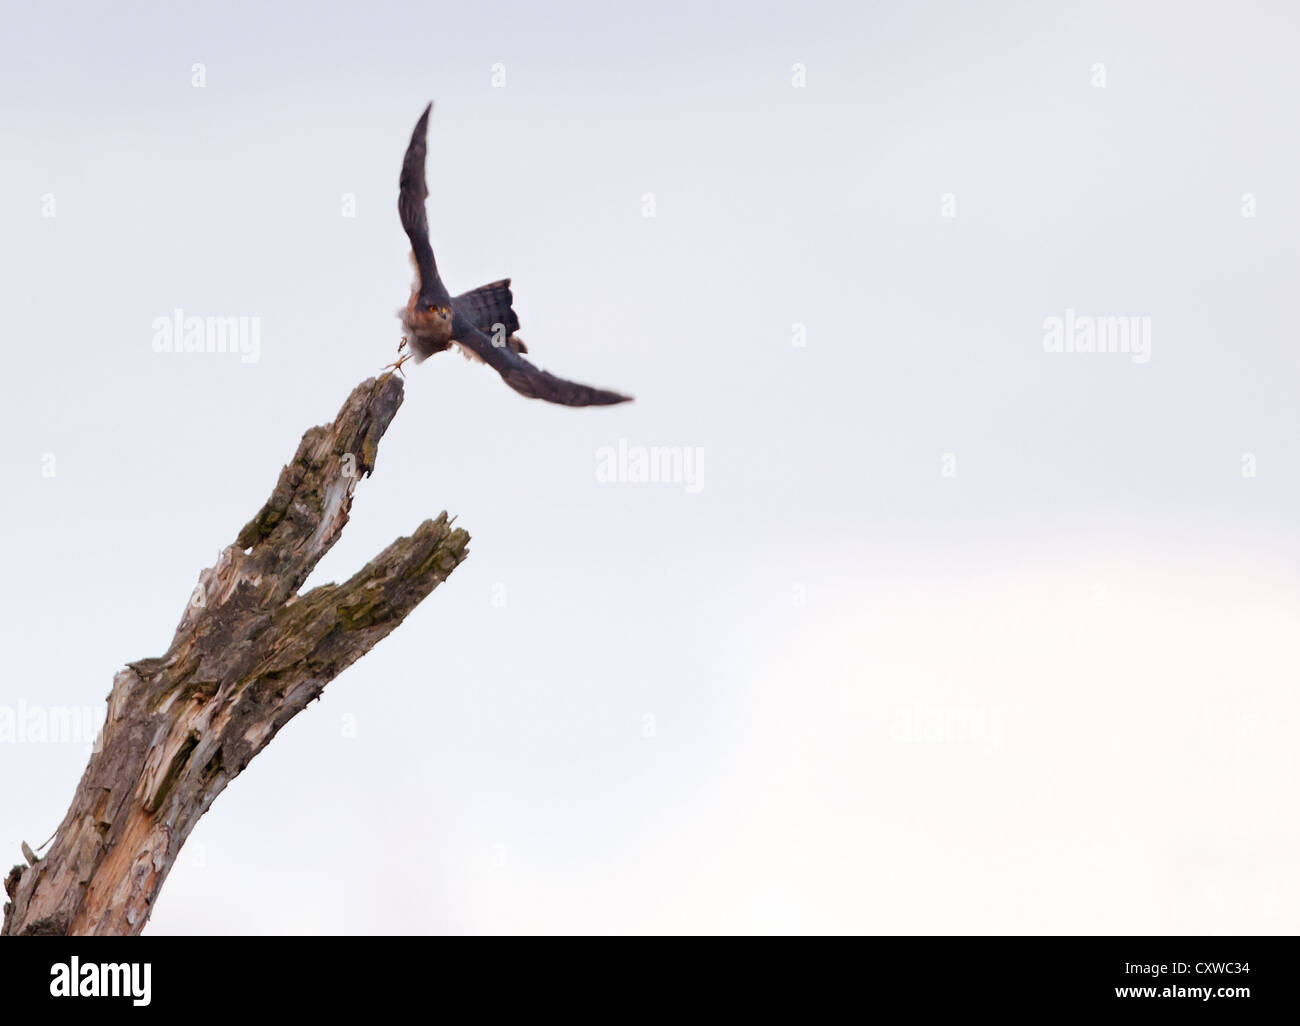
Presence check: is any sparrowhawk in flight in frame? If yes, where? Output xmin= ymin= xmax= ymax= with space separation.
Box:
xmin=392 ymin=103 xmax=632 ymax=407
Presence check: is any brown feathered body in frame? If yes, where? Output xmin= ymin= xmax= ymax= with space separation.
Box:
xmin=400 ymin=264 xmax=527 ymax=364
xmin=400 ymin=297 xmax=454 ymax=362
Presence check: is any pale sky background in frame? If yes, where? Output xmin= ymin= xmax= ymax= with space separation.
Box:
xmin=0 ymin=0 xmax=1296 ymax=934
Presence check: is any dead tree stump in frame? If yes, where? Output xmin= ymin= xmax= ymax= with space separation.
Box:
xmin=3 ymin=372 xmax=468 ymax=935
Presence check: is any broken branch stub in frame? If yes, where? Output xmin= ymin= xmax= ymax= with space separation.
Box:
xmin=3 ymin=373 xmax=468 ymax=936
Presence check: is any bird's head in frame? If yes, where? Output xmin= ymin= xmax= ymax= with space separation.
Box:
xmin=404 ymin=296 xmax=453 ymax=337
xmin=420 ymin=301 xmax=451 ymax=325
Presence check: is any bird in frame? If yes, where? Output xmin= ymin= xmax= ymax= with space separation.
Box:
xmin=390 ymin=102 xmax=632 ymax=408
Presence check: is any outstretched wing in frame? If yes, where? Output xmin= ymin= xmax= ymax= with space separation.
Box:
xmin=451 ymin=309 xmax=632 ymax=407
xmin=453 ymin=279 xmax=522 ymax=344
xmin=398 ymin=103 xmax=450 ymax=304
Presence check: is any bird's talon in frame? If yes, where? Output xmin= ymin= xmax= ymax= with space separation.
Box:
xmin=383 ymin=352 xmax=412 ymax=377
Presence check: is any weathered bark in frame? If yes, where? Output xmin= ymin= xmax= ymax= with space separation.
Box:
xmin=2 ymin=372 xmax=469 ymax=936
